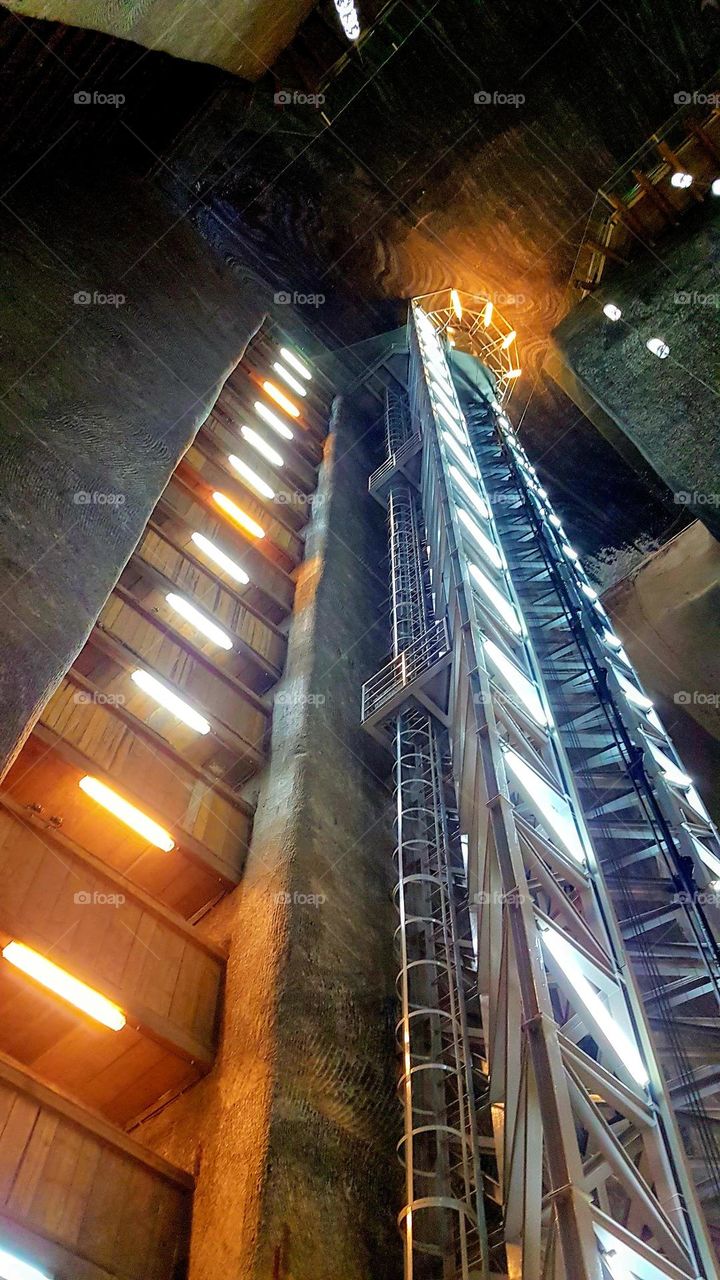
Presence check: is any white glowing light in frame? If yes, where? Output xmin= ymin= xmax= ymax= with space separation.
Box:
xmin=458 ymin=507 xmax=502 ymax=569
xmin=131 ymin=670 xmax=211 ymax=735
xmin=504 ymin=749 xmax=585 ymax=863
xmin=443 ymin=430 xmax=477 ymax=477
xmin=241 ymin=425 xmax=284 ymax=467
xmin=540 ymin=925 xmax=649 ymax=1086
xmin=449 ymin=466 xmax=490 ymax=519
xmin=469 ymin=563 xmax=523 ymax=636
xmin=646 ymin=740 xmax=691 ymax=788
xmin=482 ymin=300 xmax=493 ymax=326
xmin=670 ymin=171 xmax=693 ymax=188
xmin=501 ymin=329 xmax=517 ymax=349
xmin=333 ymin=0 xmax=360 ymax=39
xmin=504 ymin=367 xmax=522 ymax=380
xmin=602 ymin=629 xmax=622 ymax=651
xmin=434 ymin=396 xmax=466 ymax=439
xmin=483 ymin=638 xmax=549 ymax=726
xmin=603 ymin=303 xmax=622 ymax=321
xmin=451 ymin=287 xmax=463 ymax=320
xmin=549 ymin=513 xmax=563 ymax=530
xmin=0 ymin=1248 xmax=52 ymax=1280
xmin=562 ymin=543 xmax=579 ymax=563
xmin=580 ymin=582 xmax=598 ymax=601
xmin=191 ymin=532 xmax=250 ymax=585
xmin=3 ymin=942 xmax=126 ymax=1034
xmin=430 ymin=374 xmax=460 ymax=418
xmin=690 ymin=832 xmax=720 ymax=881
xmin=279 ymin=347 xmax=312 ymax=380
xmin=646 ymin=337 xmax=670 ymax=359
xmin=254 ymin=400 xmax=294 ymax=440
xmin=166 ymin=593 xmax=233 ymax=651
xmin=273 ymin=362 xmax=307 ymax=397
xmin=712 ymin=178 xmax=720 ymax=197
xmin=612 ymin=667 xmax=653 ymax=712
xmin=228 ymin=455 xmax=275 ymax=499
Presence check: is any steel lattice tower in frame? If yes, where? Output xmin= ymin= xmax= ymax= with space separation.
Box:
xmin=362 ymin=299 xmax=720 ymax=1280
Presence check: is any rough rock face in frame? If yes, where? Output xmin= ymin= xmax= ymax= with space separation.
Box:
xmin=134 ymin=396 xmax=402 ymax=1280
xmin=0 ymin=158 xmax=268 ymax=776
xmin=0 ymin=0 xmax=316 ymax=77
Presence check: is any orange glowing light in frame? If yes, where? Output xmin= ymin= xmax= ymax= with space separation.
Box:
xmin=482 ymin=300 xmax=493 ymax=326
xmin=79 ymin=776 xmax=175 ymax=851
xmin=501 ymin=329 xmax=517 ymax=349
xmin=213 ymin=492 xmax=265 ymax=538
xmin=3 ymin=941 xmax=126 ymax=1030
xmin=262 ymin=380 xmax=300 ymax=419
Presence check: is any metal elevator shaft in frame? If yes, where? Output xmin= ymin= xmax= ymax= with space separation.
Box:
xmin=384 ymin=392 xmax=491 ymax=1280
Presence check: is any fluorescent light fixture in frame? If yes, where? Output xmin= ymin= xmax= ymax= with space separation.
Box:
xmin=580 ymin=582 xmax=598 ymax=600
xmin=430 ymin=373 xmax=460 ymax=417
xmin=504 ymin=367 xmax=522 ymax=380
xmin=3 ymin=941 xmax=126 ymax=1032
xmin=549 ymin=513 xmax=563 ymax=530
xmin=562 ymin=542 xmax=579 ymax=563
xmin=500 ymin=329 xmax=517 ymax=349
xmin=213 ymin=491 xmax=265 ymax=539
xmin=79 ymin=776 xmax=175 ymax=851
xmin=279 ymin=347 xmax=312 ymax=380
xmin=603 ymin=303 xmax=622 ymax=321
xmin=262 ymin=380 xmax=300 ymax=419
xmin=646 ymin=739 xmax=691 ymax=788
xmin=443 ymin=430 xmax=477 ymax=476
xmin=434 ymin=397 xmax=466 ymax=439
xmin=646 ymin=337 xmax=670 ymax=359
xmin=131 ymin=669 xmax=211 ymax=735
xmin=602 ymin=629 xmax=623 ymax=651
xmin=333 ymin=0 xmax=360 ymax=39
xmin=449 ymin=466 xmax=490 ymax=519
xmin=613 ymin=667 xmax=653 ymax=712
xmin=686 ymin=786 xmax=710 ymax=820
xmin=483 ymin=638 xmax=549 ymax=726
xmin=0 ymin=1248 xmax=52 ymax=1280
xmin=670 ymin=171 xmax=692 ymax=188
xmin=469 ymin=563 xmax=523 ymax=636
xmin=273 ymin=361 xmax=307 ymax=397
xmin=504 ymin=748 xmax=585 ymax=862
xmin=191 ymin=531 xmax=249 ymax=585
xmin=228 ymin=455 xmax=275 ymax=499
xmin=540 ymin=925 xmax=648 ymax=1086
xmin=712 ymin=178 xmax=720 ymax=197
xmin=482 ymin=300 xmax=493 ymax=326
xmin=450 ymin=287 xmax=463 ymax=320
xmin=166 ymin=592 xmax=233 ymax=651
xmin=458 ymin=507 xmax=502 ymax=569
xmin=254 ymin=400 xmax=294 ymax=440
xmin=241 ymin=425 xmax=284 ymax=467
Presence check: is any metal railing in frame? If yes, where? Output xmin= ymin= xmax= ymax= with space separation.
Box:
xmin=361 ymin=618 xmax=449 ymax=724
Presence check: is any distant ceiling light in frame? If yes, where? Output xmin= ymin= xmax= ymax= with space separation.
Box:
xmin=166 ymin=592 xmax=233 ymax=650
xmin=79 ymin=776 xmax=175 ymax=851
xmin=191 ymin=532 xmax=249 ymax=585
xmin=443 ymin=430 xmax=477 ymax=476
xmin=262 ymin=380 xmax=300 ymax=419
xmin=241 ymin=425 xmax=284 ymax=467
xmin=500 ymin=329 xmax=517 ymax=349
xmin=450 ymin=288 xmax=463 ymax=320
xmin=646 ymin=337 xmax=670 ymax=359
xmin=449 ymin=465 xmax=490 ymax=519
xmin=131 ymin=669 xmax=211 ymax=735
xmin=279 ymin=347 xmax=312 ymax=380
xmin=272 ymin=362 xmax=307 ymax=397
xmin=254 ymin=400 xmax=294 ymax=440
xmin=213 ymin=491 xmax=265 ymax=539
xmin=333 ymin=0 xmax=360 ymax=40
xmin=482 ymin=300 xmax=493 ymax=326
xmin=603 ymin=303 xmax=622 ymax=321
xmin=504 ymin=367 xmax=522 ymax=380
xmin=670 ymin=171 xmax=693 ymax=188
xmin=228 ymin=455 xmax=275 ymax=500
xmin=2 ymin=941 xmax=126 ymax=1032
xmin=712 ymin=178 xmax=720 ymax=196
xmin=0 ymin=1247 xmax=52 ymax=1280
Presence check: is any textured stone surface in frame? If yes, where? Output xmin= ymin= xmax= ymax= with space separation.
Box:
xmin=0 ymin=159 xmax=268 ymax=776
xmin=135 ymin=395 xmax=402 ymax=1280
xmin=553 ymin=203 xmax=720 ymax=541
xmin=605 ymin=520 xmax=720 ymax=822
